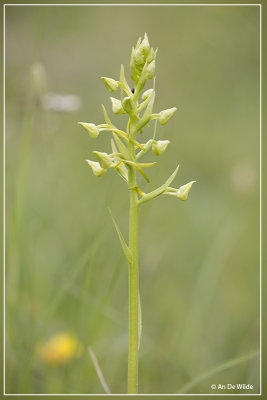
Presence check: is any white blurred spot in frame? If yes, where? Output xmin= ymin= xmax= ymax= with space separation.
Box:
xmin=42 ymin=92 xmax=82 ymax=112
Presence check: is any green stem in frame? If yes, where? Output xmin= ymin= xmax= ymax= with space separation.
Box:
xmin=127 ymin=121 xmax=139 ymax=393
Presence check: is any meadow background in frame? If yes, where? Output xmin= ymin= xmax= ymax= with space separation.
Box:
xmin=5 ymin=5 xmax=260 ymax=395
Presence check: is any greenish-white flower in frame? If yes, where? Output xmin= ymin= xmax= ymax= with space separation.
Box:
xmin=143 ymin=139 xmax=153 ymax=152
xmin=142 ymin=88 xmax=154 ymax=101
xmin=147 ymin=60 xmax=155 ymax=79
xmin=122 ymin=97 xmax=134 ymax=113
xmin=101 ymin=77 xmax=119 ymax=92
xmin=152 ymin=140 xmax=170 ymax=156
xmin=176 ymin=181 xmax=196 ymax=201
xmin=158 ymin=107 xmax=177 ymax=125
xmin=132 ymin=33 xmax=155 ymax=76
xmin=78 ymin=122 xmax=99 ymax=139
xmin=110 ymin=97 xmax=124 ymax=115
xmin=147 ymin=47 xmax=157 ymax=64
xmin=93 ymin=151 xmax=114 ymax=169
xmin=133 ymin=47 xmax=145 ymax=67
xmin=138 ymin=33 xmax=150 ymax=58
xmin=86 ymin=160 xmax=107 ymax=177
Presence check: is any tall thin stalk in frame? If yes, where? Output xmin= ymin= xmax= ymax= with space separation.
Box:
xmin=128 ymin=165 xmax=139 ymax=393
xmin=78 ymin=33 xmax=195 ymax=394
xmin=127 ymin=116 xmax=140 ymax=392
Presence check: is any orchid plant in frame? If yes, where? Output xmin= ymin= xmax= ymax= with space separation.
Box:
xmin=78 ymin=33 xmax=195 ymax=394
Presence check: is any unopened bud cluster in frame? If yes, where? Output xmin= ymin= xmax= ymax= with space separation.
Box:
xmin=130 ymin=33 xmax=157 ymax=82
xmin=78 ymin=33 xmax=195 ymax=203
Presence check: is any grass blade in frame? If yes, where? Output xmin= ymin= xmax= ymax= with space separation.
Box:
xmin=88 ymin=347 xmax=111 ymax=394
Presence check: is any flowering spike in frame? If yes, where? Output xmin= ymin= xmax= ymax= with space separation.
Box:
xmin=77 ymin=35 xmax=195 ymax=394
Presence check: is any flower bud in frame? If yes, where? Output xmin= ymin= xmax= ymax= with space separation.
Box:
xmin=122 ymin=96 xmax=134 ymax=113
xmin=132 ymin=34 xmax=153 ymax=76
xmin=130 ymin=47 xmax=138 ymax=80
xmin=142 ymin=88 xmax=154 ymax=101
xmin=110 ymin=97 xmax=124 ymax=115
xmin=139 ymin=33 xmax=150 ymax=58
xmin=140 ymin=139 xmax=153 ymax=153
xmin=176 ymin=181 xmax=196 ymax=201
xmin=147 ymin=48 xmax=157 ymax=64
xmin=133 ymin=47 xmax=145 ymax=67
xmin=147 ymin=60 xmax=155 ymax=79
xmin=78 ymin=122 xmax=99 ymax=139
xmin=101 ymin=77 xmax=119 ymax=92
xmin=158 ymin=107 xmax=177 ymax=125
xmin=93 ymin=151 xmax=114 ymax=169
xmin=86 ymin=160 xmax=107 ymax=177
xmin=152 ymin=140 xmax=170 ymax=156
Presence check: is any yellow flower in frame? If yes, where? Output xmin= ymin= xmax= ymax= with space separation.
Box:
xmin=38 ymin=332 xmax=83 ymax=366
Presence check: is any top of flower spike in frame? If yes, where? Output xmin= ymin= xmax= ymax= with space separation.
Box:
xmin=130 ymin=33 xmax=157 ymax=81
xmin=78 ymin=33 xmax=195 ymax=204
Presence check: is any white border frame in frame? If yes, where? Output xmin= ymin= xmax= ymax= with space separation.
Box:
xmin=3 ymin=3 xmax=262 ymax=397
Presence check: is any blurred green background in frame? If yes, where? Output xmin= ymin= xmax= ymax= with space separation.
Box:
xmin=5 ymin=4 xmax=260 ymax=395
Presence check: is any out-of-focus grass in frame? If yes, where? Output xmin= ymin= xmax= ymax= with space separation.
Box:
xmin=5 ymin=5 xmax=260 ymax=394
